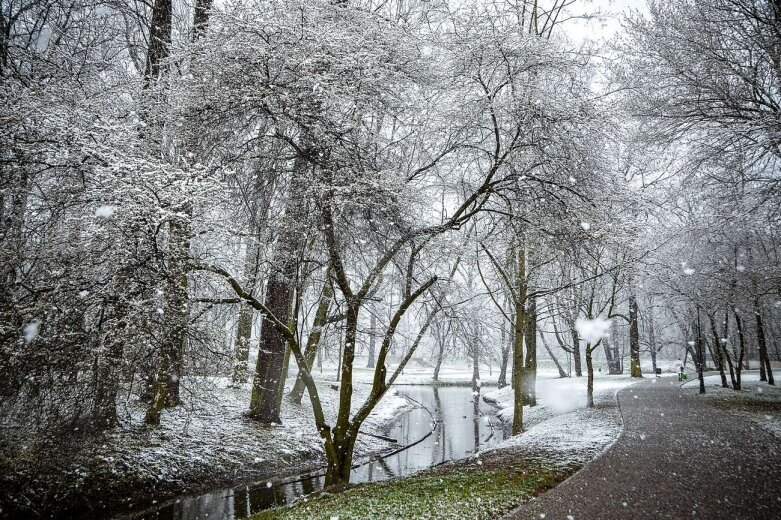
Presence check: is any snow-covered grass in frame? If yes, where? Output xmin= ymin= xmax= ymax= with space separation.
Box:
xmin=481 ymin=372 xmax=638 ymax=466
xmin=683 ymin=371 xmax=781 ymax=440
xmin=109 ymin=376 xmax=412 ymax=487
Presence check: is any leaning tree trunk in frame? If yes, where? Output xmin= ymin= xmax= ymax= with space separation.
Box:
xmin=540 ymin=331 xmax=567 ymax=378
xmin=523 ymin=296 xmax=537 ymax=406
xmin=433 ymin=333 xmax=445 ymax=381
xmin=629 ymin=291 xmax=642 ymax=378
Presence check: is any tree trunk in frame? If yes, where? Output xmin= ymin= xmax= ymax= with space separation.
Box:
xmin=471 ymin=340 xmax=480 ymax=392
xmin=324 ymin=432 xmax=356 ymax=488
xmin=734 ymin=308 xmax=746 ymax=390
xmin=540 ymin=330 xmax=567 ymax=378
xmin=586 ymin=345 xmax=594 ymax=408
xmin=145 ymin=214 xmax=191 ymax=424
xmin=603 ymin=337 xmax=622 ymax=375
xmin=511 ymin=247 xmax=526 ymax=435
xmin=629 ymin=292 xmax=642 ymax=378
xmin=648 ymin=305 xmax=658 ymax=375
xmin=92 ymin=303 xmax=125 ymax=428
xmin=708 ymin=314 xmax=729 ymax=388
xmin=570 ymin=327 xmax=582 ymax=377
xmin=162 ymin=216 xmax=190 ymax=407
xmin=248 ymin=158 xmax=309 ymax=423
xmin=498 ymin=323 xmax=510 ymax=387
xmin=755 ymin=301 xmax=774 ymax=385
xmin=367 ymin=312 xmax=377 ymax=369
xmin=433 ymin=335 xmax=445 ymax=381
xmin=696 ymin=311 xmax=706 ymax=394
xmin=523 ymin=297 xmax=537 ymax=406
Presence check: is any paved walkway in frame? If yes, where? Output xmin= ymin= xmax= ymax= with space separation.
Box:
xmin=506 ymin=378 xmax=781 ymax=519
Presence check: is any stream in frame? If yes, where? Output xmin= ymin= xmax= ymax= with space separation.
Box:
xmin=130 ymin=385 xmax=509 ymax=519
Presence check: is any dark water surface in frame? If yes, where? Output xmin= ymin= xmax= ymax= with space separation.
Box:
xmin=129 ymin=385 xmax=508 ymax=519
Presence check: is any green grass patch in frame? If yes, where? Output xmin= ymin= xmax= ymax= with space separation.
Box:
xmin=252 ymin=462 xmax=574 ymax=520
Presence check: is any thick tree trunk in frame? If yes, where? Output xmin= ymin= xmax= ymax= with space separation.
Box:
xmin=146 ymin=214 xmax=190 ymax=424
xmin=248 ymin=158 xmax=309 ymax=423
xmin=629 ymin=292 xmax=642 ymax=378
xmin=249 ymin=275 xmax=294 ymax=423
xmin=162 ymin=216 xmax=190 ymax=407
xmin=523 ymin=297 xmax=537 ymax=406
xmin=324 ymin=432 xmax=356 ymax=488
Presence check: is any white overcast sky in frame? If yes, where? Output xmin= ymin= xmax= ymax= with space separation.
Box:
xmin=561 ymin=0 xmax=649 ymax=43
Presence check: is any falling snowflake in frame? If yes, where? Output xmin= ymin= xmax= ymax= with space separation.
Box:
xmin=575 ymin=317 xmax=611 ymax=344
xmin=95 ymin=205 xmax=115 ymax=218
xmin=22 ymin=320 xmax=41 ymax=342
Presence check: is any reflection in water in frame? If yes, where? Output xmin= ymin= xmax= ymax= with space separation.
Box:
xmin=131 ymin=385 xmax=508 ymax=520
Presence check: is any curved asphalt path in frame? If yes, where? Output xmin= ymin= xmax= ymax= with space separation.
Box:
xmin=505 ymin=377 xmax=781 ymax=519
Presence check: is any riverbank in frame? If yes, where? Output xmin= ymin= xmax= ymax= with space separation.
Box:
xmin=0 ymin=377 xmax=411 ymax=518
xmin=252 ymin=373 xmax=640 ymax=519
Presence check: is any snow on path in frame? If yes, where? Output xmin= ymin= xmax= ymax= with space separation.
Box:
xmin=482 ymin=374 xmax=641 ymax=465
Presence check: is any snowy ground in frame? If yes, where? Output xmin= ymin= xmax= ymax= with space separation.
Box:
xmin=482 ymin=371 xmax=641 ymax=465
xmin=683 ymin=371 xmax=781 ymax=440
xmin=107 ymin=376 xmax=412 ymax=487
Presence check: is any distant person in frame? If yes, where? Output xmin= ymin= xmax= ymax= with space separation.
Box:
xmin=678 ymin=365 xmax=685 ymax=382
